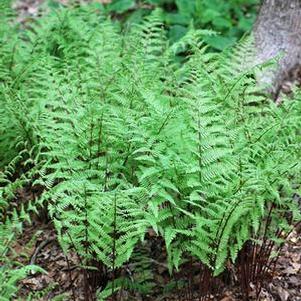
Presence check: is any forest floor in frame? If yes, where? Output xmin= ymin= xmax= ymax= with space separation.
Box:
xmin=12 ymin=216 xmax=301 ymax=301
xmin=10 ymin=1 xmax=301 ymax=300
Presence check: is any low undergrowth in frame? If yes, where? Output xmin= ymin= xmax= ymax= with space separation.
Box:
xmin=0 ymin=1 xmax=300 ymax=300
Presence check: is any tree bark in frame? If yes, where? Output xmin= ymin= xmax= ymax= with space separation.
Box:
xmin=254 ymin=0 xmax=301 ymax=97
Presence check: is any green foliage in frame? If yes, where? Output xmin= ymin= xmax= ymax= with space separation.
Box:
xmin=0 ymin=265 xmax=44 ymax=301
xmin=104 ymin=0 xmax=260 ymax=50
xmin=0 ymin=2 xmax=300 ymax=299
xmin=0 ymin=217 xmax=45 ymax=301
xmin=97 ymin=245 xmax=155 ymax=300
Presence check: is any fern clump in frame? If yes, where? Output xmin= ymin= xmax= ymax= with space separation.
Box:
xmin=0 ymin=2 xmax=300 ymax=299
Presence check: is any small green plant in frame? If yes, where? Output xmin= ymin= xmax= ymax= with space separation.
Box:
xmin=0 ymin=217 xmax=45 ymax=301
xmin=102 ymin=0 xmax=259 ymax=50
xmin=0 ymin=1 xmax=300 ymax=300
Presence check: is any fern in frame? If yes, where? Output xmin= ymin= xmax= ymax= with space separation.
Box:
xmin=0 ymin=2 xmax=300 ymax=299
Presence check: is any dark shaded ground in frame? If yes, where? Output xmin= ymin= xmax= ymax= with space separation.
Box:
xmin=13 ymin=221 xmax=85 ymax=300
xmin=11 ymin=219 xmax=300 ymax=301
xmin=260 ymin=232 xmax=301 ymax=301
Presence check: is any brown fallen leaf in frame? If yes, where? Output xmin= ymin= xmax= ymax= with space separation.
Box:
xmin=276 ymin=287 xmax=290 ymax=301
xmin=21 ymin=274 xmax=52 ymax=291
xmin=288 ymin=276 xmax=300 ymax=286
xmin=291 ymin=262 xmax=301 ymax=271
xmin=283 ymin=266 xmax=299 ymax=275
xmin=220 ymin=296 xmax=234 ymax=301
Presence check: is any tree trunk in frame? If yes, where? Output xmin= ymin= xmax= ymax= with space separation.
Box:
xmin=254 ymin=0 xmax=301 ymax=98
